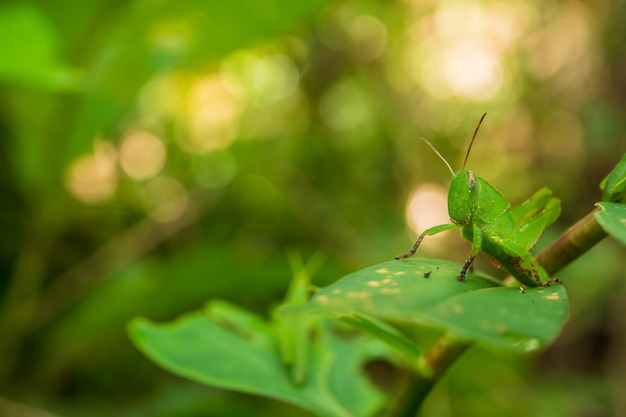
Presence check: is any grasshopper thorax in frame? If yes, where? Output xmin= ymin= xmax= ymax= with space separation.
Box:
xmin=448 ymin=169 xmax=478 ymax=225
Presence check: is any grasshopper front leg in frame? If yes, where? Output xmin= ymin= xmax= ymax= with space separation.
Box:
xmin=457 ymin=223 xmax=483 ymax=282
xmin=457 ymin=253 xmax=477 ymax=282
xmin=395 ymin=223 xmax=461 ymax=260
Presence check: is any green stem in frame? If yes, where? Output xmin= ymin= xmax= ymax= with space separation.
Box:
xmin=535 ymin=208 xmax=606 ymax=275
xmin=388 ymin=206 xmax=608 ymax=416
xmin=387 ymin=336 xmax=468 ymax=417
xmin=503 ymin=207 xmax=607 ymax=286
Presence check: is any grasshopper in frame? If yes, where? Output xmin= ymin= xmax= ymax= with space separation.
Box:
xmin=396 ymin=114 xmax=561 ymax=287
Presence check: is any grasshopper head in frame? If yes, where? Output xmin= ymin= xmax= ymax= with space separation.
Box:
xmin=421 ymin=113 xmax=486 ymax=225
xmin=448 ymin=170 xmax=478 ymax=224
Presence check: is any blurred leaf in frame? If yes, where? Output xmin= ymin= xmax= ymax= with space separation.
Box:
xmin=274 ymin=251 xmax=324 ymax=385
xmin=130 ymin=0 xmax=329 ymax=61
xmin=285 ymin=259 xmax=569 ymax=353
xmin=600 ymin=153 xmax=626 ymax=202
xmin=129 ymin=301 xmax=385 ymax=417
xmin=595 ymin=202 xmax=626 ymax=246
xmin=0 ymin=3 xmax=80 ymax=90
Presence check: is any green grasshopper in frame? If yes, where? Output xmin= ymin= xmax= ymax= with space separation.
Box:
xmin=396 ymin=114 xmax=561 ymax=287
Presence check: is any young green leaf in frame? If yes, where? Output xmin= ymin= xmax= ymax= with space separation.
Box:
xmin=595 ymin=202 xmax=626 ymax=246
xmin=600 ymin=153 xmax=626 ymax=202
xmin=273 ymin=251 xmax=324 ymax=385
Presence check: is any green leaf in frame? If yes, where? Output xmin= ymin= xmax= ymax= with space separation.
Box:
xmin=129 ymin=301 xmax=385 ymax=417
xmin=0 ymin=3 xmax=80 ymax=90
xmin=600 ymin=153 xmax=626 ymax=202
xmin=337 ymin=313 xmax=422 ymax=364
xmin=595 ymin=202 xmax=626 ymax=246
xmin=286 ymin=259 xmax=569 ymax=353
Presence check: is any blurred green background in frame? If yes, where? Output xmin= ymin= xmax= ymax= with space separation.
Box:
xmin=1 ymin=0 xmax=626 ymax=416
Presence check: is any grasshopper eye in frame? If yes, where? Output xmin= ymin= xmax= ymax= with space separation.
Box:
xmin=467 ymin=171 xmax=477 ymax=189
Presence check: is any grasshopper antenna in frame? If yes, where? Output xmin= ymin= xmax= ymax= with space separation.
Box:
xmin=461 ymin=112 xmax=487 ymax=170
xmin=421 ymin=138 xmax=455 ymax=176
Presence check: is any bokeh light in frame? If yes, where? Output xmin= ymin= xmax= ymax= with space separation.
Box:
xmin=348 ymin=15 xmax=387 ymax=61
xmin=404 ymin=184 xmax=451 ymax=249
xmin=66 ymin=141 xmax=117 ymax=204
xmin=404 ymin=2 xmax=533 ymax=101
xmin=119 ymin=131 xmax=167 ymax=180
xmin=441 ymin=40 xmax=504 ymax=100
xmin=185 ymin=74 xmax=241 ymax=152
xmin=220 ymin=52 xmax=300 ymax=104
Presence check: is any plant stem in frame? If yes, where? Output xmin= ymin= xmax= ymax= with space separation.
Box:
xmin=387 ymin=336 xmax=468 ymax=417
xmin=503 ymin=207 xmax=607 ymax=286
xmin=389 ymin=206 xmax=607 ymax=416
xmin=535 ymin=208 xmax=606 ymax=275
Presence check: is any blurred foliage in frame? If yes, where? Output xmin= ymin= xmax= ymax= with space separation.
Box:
xmin=1 ymin=0 xmax=626 ymax=416
xmin=130 ymin=304 xmax=389 ymax=417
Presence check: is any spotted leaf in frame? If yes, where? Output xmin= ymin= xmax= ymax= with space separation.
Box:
xmin=284 ymin=259 xmax=569 ymax=353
